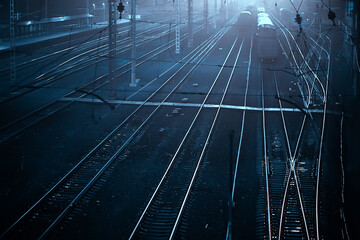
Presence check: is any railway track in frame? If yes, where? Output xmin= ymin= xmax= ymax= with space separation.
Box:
xmin=0 ymin=17 xmax=235 ymax=239
xmin=0 ymin=6 xmax=342 ymax=239
xmin=0 ymin=14 xmax=179 ymax=74
xmin=0 ymin=14 xmax=206 ymax=103
xmin=270 ymin=13 xmax=326 ymax=109
xmin=273 ymin=73 xmax=312 ymax=240
xmin=129 ymin=31 xmax=242 ymax=240
xmin=253 ymin=10 xmax=332 ymax=240
xmin=226 ymin=32 xmax=254 ymax=239
xmin=0 ymin=14 xmax=219 ymax=144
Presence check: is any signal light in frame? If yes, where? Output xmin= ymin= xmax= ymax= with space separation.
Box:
xmin=328 ymin=10 xmax=336 ymax=25
xmin=295 ymin=13 xmax=302 ymax=25
xmin=294 ymin=12 xmax=303 ymax=34
xmin=117 ymin=1 xmax=125 ymax=19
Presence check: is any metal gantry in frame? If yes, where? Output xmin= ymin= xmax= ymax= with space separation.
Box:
xmin=109 ymin=0 xmax=117 ymax=97
xmin=86 ymin=0 xmax=89 ymax=25
xmin=175 ymin=0 xmax=180 ymax=54
xmin=130 ymin=0 xmax=137 ymax=87
xmin=45 ymin=0 xmax=48 ymax=19
xmin=225 ymin=0 xmax=228 ymax=20
xmin=204 ymin=0 xmax=209 ymax=34
xmin=188 ymin=0 xmax=193 ymax=47
xmin=214 ymin=0 xmax=217 ymax=29
xmin=10 ymin=0 xmax=16 ymax=83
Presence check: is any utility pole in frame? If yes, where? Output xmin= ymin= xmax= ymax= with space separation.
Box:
xmin=103 ymin=3 xmax=106 ymax=22
xmin=130 ymin=0 xmax=137 ymax=87
xmin=10 ymin=0 xmax=16 ymax=84
xmin=188 ymin=0 xmax=193 ymax=47
xmin=86 ymin=0 xmax=90 ymax=25
xmin=175 ymin=0 xmax=180 ymax=54
xmin=204 ymin=0 xmax=209 ymax=34
xmin=109 ymin=0 xmax=117 ymax=97
xmin=226 ymin=130 xmax=234 ymax=240
xmin=225 ymin=0 xmax=228 ymax=20
xmin=45 ymin=0 xmax=48 ymax=19
xmin=214 ymin=0 xmax=217 ymax=29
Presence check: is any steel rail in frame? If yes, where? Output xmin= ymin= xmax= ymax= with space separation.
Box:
xmin=0 ymin=24 xmax=169 ymax=101
xmin=339 ymin=112 xmax=350 ymax=240
xmin=291 ymin=33 xmax=332 ymax=240
xmin=274 ymin=74 xmax=310 ymax=240
xmin=231 ymin=34 xmax=253 ymax=204
xmin=275 ymin=37 xmax=310 ymax=107
xmin=222 ymin=37 xmax=245 ymax=240
xmin=0 ymin=14 xmax=178 ymax=74
xmin=271 ymin=13 xmax=326 ymax=104
xmin=275 ymin=16 xmax=325 ymax=100
xmin=14 ymin=15 xmax=195 ymax=91
xmin=272 ymin=16 xmax=330 ymax=238
xmin=274 ymin=33 xmax=328 ymax=238
xmin=278 ymin=170 xmax=292 ymax=240
xmin=0 ymin=21 xmax=160 ymax=91
xmin=299 ymin=34 xmax=326 ymax=103
xmin=273 ymin=23 xmax=311 ymax=239
xmin=171 ymin=35 xmax=242 ymax=240
xmin=0 ymin=16 xmax=214 ymax=143
xmin=261 ymin=65 xmax=272 ymax=240
xmin=273 ymin=39 xmax=314 ymax=240
xmin=271 ymin=14 xmax=312 ymax=107
xmin=0 ymin=34 xmax=175 ymax=143
xmin=128 ymin=21 xmax=237 ymax=240
xmin=0 ymin=22 xmax=230 ymax=239
xmin=1 ymin=13 xmax=210 ymax=104
xmin=275 ymin=28 xmax=325 ymax=109
xmin=315 ymin=36 xmax=331 ymax=240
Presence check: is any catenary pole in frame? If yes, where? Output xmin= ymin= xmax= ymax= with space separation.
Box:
xmin=175 ymin=0 xmax=180 ymax=54
xmin=130 ymin=0 xmax=137 ymax=86
xmin=188 ymin=0 xmax=193 ymax=47
xmin=109 ymin=0 xmax=117 ymax=97
xmin=204 ymin=0 xmax=209 ymax=34
xmin=214 ymin=0 xmax=217 ymax=29
xmin=10 ymin=0 xmax=16 ymax=84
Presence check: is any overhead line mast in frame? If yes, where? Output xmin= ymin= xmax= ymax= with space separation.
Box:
xmin=130 ymin=0 xmax=137 ymax=87
xmin=204 ymin=0 xmax=209 ymax=34
xmin=10 ymin=0 xmax=16 ymax=84
xmin=188 ymin=0 xmax=193 ymax=47
xmin=175 ymin=0 xmax=181 ymax=54
xmin=109 ymin=0 xmax=117 ymax=97
xmin=214 ymin=0 xmax=217 ymax=29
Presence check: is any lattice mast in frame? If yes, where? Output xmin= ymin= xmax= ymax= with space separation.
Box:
xmin=10 ymin=0 xmax=16 ymax=83
xmin=214 ymin=0 xmax=217 ymax=29
xmin=109 ymin=0 xmax=117 ymax=97
xmin=130 ymin=0 xmax=137 ymax=87
xmin=188 ymin=0 xmax=193 ymax=47
xmin=175 ymin=0 xmax=180 ymax=54
xmin=204 ymin=0 xmax=208 ymax=34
